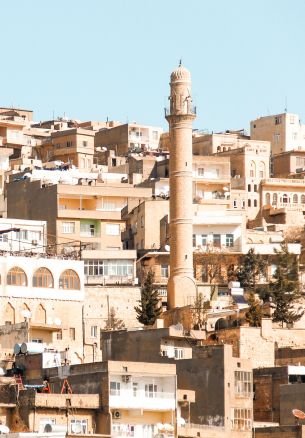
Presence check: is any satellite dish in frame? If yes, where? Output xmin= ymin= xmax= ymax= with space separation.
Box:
xmin=0 ymin=425 xmax=10 ymax=434
xmin=54 ymin=318 xmax=62 ymax=326
xmin=292 ymin=409 xmax=305 ymax=420
xmin=71 ymin=423 xmax=82 ymax=434
xmin=101 ymin=147 xmax=107 ymax=151
xmin=165 ymin=245 xmax=170 ymax=252
xmin=21 ymin=310 xmax=32 ymax=319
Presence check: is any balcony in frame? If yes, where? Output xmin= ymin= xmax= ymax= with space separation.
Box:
xmin=109 ymin=390 xmax=175 ymax=411
xmin=33 ymin=393 xmax=101 ymax=409
xmin=57 ymin=207 xmax=122 ymax=220
xmin=85 ymin=275 xmax=134 ymax=286
xmin=164 ymin=105 xmax=196 ymax=117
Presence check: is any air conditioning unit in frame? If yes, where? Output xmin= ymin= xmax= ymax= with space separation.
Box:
xmin=112 ymin=411 xmax=121 ymax=419
xmin=122 ymin=375 xmax=131 ymax=383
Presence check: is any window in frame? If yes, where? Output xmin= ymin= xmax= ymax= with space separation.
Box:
xmin=201 ymin=234 xmax=207 ymax=246
xmin=254 ymin=184 xmax=257 ymax=192
xmin=7 ymin=267 xmax=27 ymax=286
xmin=59 ymin=270 xmax=80 ymax=290
xmin=254 ymin=199 xmax=258 ymax=207
xmin=84 ymin=260 xmax=133 ymax=277
xmin=248 ymin=199 xmax=251 ymax=207
xmin=265 ymin=193 xmax=270 ymax=205
xmin=61 ymin=222 xmax=75 ymax=234
xmin=110 ymin=381 xmax=120 ymax=396
xmin=247 ymin=184 xmax=251 ymax=192
xmin=293 ymin=194 xmax=298 ymax=203
xmin=55 ymin=143 xmax=61 ymax=149
xmin=174 ymin=348 xmax=184 ymax=359
xmin=0 ymin=233 xmax=8 ymax=243
xmin=145 ymin=384 xmax=157 ymax=398
xmin=250 ymin=170 xmax=254 ymax=177
xmin=198 ymin=168 xmax=205 ymax=177
xmin=161 ymin=265 xmax=169 ymax=278
xmin=152 ymin=130 xmax=158 ymax=141
xmin=193 ymin=234 xmax=196 ymax=247
xmin=296 ymin=156 xmax=305 ymax=167
xmin=226 ymin=234 xmax=234 ymax=247
xmin=106 ymin=224 xmax=120 ymax=236
xmin=132 ymin=382 xmax=138 ymax=397
xmin=16 ymin=230 xmax=28 ymax=240
xmin=66 ymin=141 xmax=73 ymax=148
xmin=272 ymin=193 xmax=278 ymax=205
xmin=90 ymin=325 xmax=98 ymax=338
xmin=80 ymin=223 xmax=95 ymax=237
xmin=33 ymin=268 xmax=54 ymax=288
xmin=69 ymin=327 xmax=76 ymax=340
xmin=259 ymin=171 xmax=264 ymax=178
xmin=233 ymin=199 xmax=237 ymax=208
xmin=235 ymin=371 xmax=252 ymax=397
xmin=292 ymin=132 xmax=298 ymax=141
xmin=82 ymin=141 xmax=88 ymax=147
xmin=231 ymin=408 xmax=252 ymax=431
xmin=275 ymin=116 xmax=282 ymax=125
xmin=70 ymin=419 xmax=87 ymax=435
xmin=282 ymin=194 xmax=288 ymax=204
xmin=213 ymin=234 xmax=221 ymax=247
xmin=56 ymin=330 xmax=63 ymax=340
xmin=274 ymin=133 xmax=280 ymax=143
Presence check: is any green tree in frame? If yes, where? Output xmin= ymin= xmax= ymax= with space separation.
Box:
xmin=245 ymin=292 xmax=262 ymax=327
xmin=237 ymin=248 xmax=267 ymax=291
xmin=105 ymin=307 xmax=125 ymax=330
xmin=269 ymin=244 xmax=304 ymax=327
xmin=135 ymin=271 xmax=162 ymax=326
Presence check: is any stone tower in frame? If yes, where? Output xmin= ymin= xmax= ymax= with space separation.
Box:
xmin=165 ymin=63 xmax=197 ymax=309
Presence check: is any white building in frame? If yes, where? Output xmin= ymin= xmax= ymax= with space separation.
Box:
xmin=0 ymin=218 xmax=47 ymax=253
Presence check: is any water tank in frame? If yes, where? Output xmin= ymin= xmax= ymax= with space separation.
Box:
xmin=44 ymin=424 xmax=67 ymax=433
xmin=20 ymin=342 xmax=44 ymax=354
xmin=14 ymin=344 xmax=22 ymax=355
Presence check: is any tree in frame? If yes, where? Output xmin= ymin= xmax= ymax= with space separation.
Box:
xmin=191 ymin=293 xmax=209 ymax=330
xmin=269 ymin=244 xmax=304 ymax=327
xmin=237 ymin=249 xmax=267 ymax=291
xmin=134 ymin=270 xmax=162 ymax=326
xmin=105 ymin=307 xmax=125 ymax=330
xmin=245 ymin=292 xmax=262 ymax=327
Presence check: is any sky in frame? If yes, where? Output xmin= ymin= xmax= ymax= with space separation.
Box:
xmin=1 ymin=0 xmax=305 ymax=132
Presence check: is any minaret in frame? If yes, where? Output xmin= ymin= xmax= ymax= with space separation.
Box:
xmin=165 ymin=63 xmax=197 ymax=309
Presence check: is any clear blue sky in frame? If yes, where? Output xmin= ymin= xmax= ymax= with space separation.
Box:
xmin=1 ymin=0 xmax=305 ymax=132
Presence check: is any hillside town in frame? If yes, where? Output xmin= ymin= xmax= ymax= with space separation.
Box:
xmin=1 ymin=64 xmax=305 ymax=438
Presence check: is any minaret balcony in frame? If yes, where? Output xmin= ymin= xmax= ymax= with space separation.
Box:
xmin=164 ymin=106 xmax=196 ymax=117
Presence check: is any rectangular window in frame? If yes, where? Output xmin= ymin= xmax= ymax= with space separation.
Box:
xmin=254 ymin=199 xmax=258 ymax=207
xmin=70 ymin=419 xmax=88 ymax=435
xmin=145 ymin=384 xmax=157 ymax=398
xmin=174 ymin=348 xmax=184 ymax=359
xmin=275 ymin=116 xmax=282 ymax=125
xmin=0 ymin=234 xmax=8 ymax=243
xmin=250 ymin=170 xmax=254 ymax=177
xmin=193 ymin=234 xmax=196 ymax=247
xmin=201 ymin=234 xmax=207 ymax=246
xmin=259 ymin=171 xmax=264 ymax=178
xmin=274 ymin=133 xmax=280 ymax=143
xmin=132 ymin=382 xmax=138 ymax=397
xmin=55 ymin=143 xmax=61 ymax=149
xmin=66 ymin=141 xmax=73 ymax=148
xmin=213 ymin=234 xmax=221 ymax=247
xmin=69 ymin=328 xmax=76 ymax=341
xmin=233 ymin=199 xmax=237 ymax=208
xmin=248 ymin=199 xmax=251 ymax=207
xmin=90 ymin=325 xmax=97 ymax=338
xmin=231 ymin=408 xmax=252 ymax=431
xmin=161 ymin=264 xmax=169 ymax=278
xmin=234 ymin=371 xmax=252 ymax=397
xmin=247 ymin=184 xmax=251 ymax=192
xmin=152 ymin=130 xmax=158 ymax=141
xmin=80 ymin=223 xmax=95 ymax=237
xmin=61 ymin=222 xmax=75 ymax=234
xmin=82 ymin=141 xmax=88 ymax=147
xmin=226 ymin=234 xmax=234 ymax=247
xmin=254 ymin=184 xmax=257 ymax=192
xmin=56 ymin=330 xmax=63 ymax=340
xmin=110 ymin=381 xmax=120 ymax=396
xmin=106 ymin=223 xmax=120 ymax=236
xmin=198 ymin=168 xmax=205 ymax=176
xmin=84 ymin=260 xmax=133 ymax=277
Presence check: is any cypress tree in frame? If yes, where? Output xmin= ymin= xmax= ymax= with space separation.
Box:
xmin=134 ymin=270 xmax=162 ymax=326
xmin=237 ymin=248 xmax=267 ymax=291
xmin=245 ymin=292 xmax=262 ymax=327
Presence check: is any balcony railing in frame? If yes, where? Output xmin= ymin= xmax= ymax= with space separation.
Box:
xmin=164 ymin=105 xmax=196 ymax=117
xmin=109 ymin=389 xmax=175 ymax=410
xmin=85 ymin=275 xmax=134 ymax=286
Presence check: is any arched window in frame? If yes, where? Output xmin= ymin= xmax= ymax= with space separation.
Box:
xmin=272 ymin=193 xmax=278 ymax=205
xmin=301 ymin=195 xmax=305 ymax=204
xmin=293 ymin=194 xmax=298 ymax=204
xmin=59 ymin=269 xmax=80 ymax=290
xmin=35 ymin=304 xmax=46 ymax=324
xmin=282 ymin=194 xmax=288 ymax=204
xmin=223 ymin=147 xmax=227 ymax=152
xmin=5 ymin=303 xmax=15 ymax=324
xmin=33 ymin=268 xmax=54 ymax=288
xmin=265 ymin=193 xmax=271 ymax=205
xmin=217 ymin=146 xmax=221 ymax=152
xmin=7 ymin=267 xmax=27 ymax=286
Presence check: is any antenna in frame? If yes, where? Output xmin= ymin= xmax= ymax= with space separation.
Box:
xmin=285 ymin=96 xmax=288 ymax=113
xmin=179 ymin=59 xmax=182 ymax=67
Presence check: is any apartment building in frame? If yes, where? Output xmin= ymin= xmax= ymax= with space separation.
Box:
xmin=36 ymin=128 xmax=95 ymax=169
xmin=193 ymin=130 xmax=251 ymax=155
xmin=272 ymin=149 xmax=305 ymax=177
xmin=251 ymin=112 xmax=305 ymax=155
xmin=95 ymin=122 xmax=163 ymax=157
xmin=15 ymin=358 xmax=177 ymax=438
xmin=0 ymin=218 xmax=47 ymax=253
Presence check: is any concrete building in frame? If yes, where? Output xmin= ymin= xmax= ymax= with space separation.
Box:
xmin=165 ymin=64 xmax=197 ymax=309
xmin=272 ymin=149 xmax=305 ymax=177
xmin=95 ymin=122 xmax=163 ymax=157
xmin=0 ymin=218 xmax=47 ymax=253
xmin=193 ymin=130 xmax=252 ymax=155
xmin=251 ymin=112 xmax=305 ymax=155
